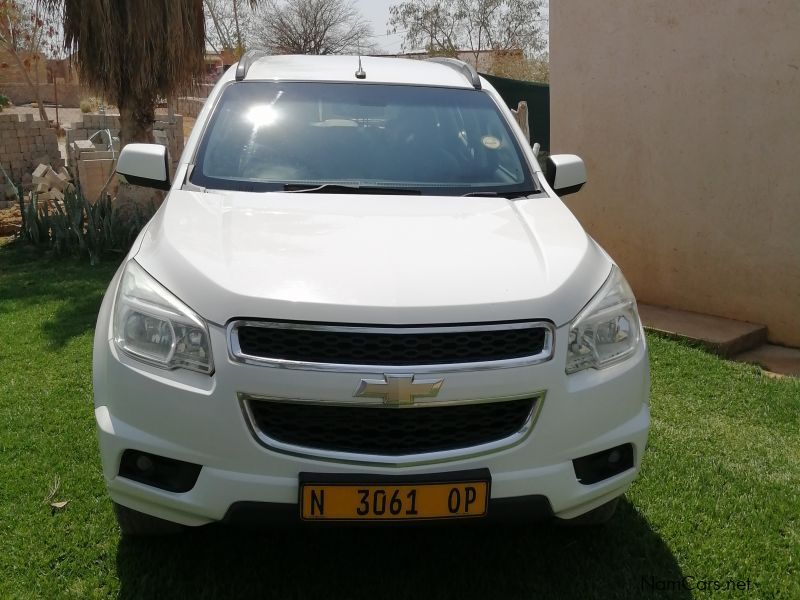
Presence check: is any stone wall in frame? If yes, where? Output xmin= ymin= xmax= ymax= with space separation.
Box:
xmin=66 ymin=112 xmax=185 ymax=172
xmin=0 ymin=49 xmax=85 ymax=107
xmin=67 ymin=140 xmax=118 ymax=204
xmin=65 ymin=112 xmax=184 ymax=202
xmin=189 ymin=84 xmax=214 ymax=99
xmin=176 ymin=84 xmax=215 ymax=118
xmin=176 ymin=97 xmax=205 ymax=118
xmin=0 ymin=113 xmax=63 ymax=186
xmin=0 ymin=49 xmax=47 ymax=86
xmin=1 ymin=81 xmax=84 ymax=107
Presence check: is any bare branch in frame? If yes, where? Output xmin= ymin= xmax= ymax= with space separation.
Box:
xmin=249 ymin=0 xmax=376 ymax=55
xmin=388 ymin=0 xmax=546 ymax=58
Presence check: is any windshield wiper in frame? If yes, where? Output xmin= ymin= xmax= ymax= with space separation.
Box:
xmin=462 ymin=191 xmax=498 ymax=197
xmin=462 ymin=190 xmax=539 ymax=199
xmin=284 ymin=183 xmax=421 ymax=195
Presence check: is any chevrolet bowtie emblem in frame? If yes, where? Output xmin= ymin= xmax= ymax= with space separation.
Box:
xmin=355 ymin=374 xmax=444 ymax=406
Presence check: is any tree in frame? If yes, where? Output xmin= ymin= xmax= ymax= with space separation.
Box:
xmin=44 ymin=0 xmax=213 ymax=145
xmin=250 ymin=0 xmax=375 ymax=56
xmin=0 ymin=0 xmax=60 ymax=122
xmin=204 ymin=0 xmax=250 ymax=56
xmin=388 ymin=0 xmax=546 ymax=64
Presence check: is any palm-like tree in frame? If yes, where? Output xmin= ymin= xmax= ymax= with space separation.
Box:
xmin=45 ymin=0 xmax=208 ymax=145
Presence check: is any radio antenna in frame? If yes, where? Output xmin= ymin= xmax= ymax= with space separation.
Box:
xmin=355 ymin=52 xmax=366 ymax=79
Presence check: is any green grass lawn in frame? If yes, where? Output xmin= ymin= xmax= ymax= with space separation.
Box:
xmin=1 ymin=242 xmax=798 ymax=599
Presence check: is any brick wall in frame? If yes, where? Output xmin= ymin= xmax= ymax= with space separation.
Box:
xmin=65 ymin=112 xmax=184 ymax=202
xmin=66 ymin=112 xmax=185 ymax=172
xmin=0 ymin=113 xmax=63 ymax=186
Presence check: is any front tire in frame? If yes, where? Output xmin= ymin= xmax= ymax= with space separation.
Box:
xmin=557 ymin=497 xmax=620 ymax=526
xmin=113 ymin=502 xmax=185 ymax=536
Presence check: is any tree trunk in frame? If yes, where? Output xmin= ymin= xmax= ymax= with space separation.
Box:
xmin=118 ymin=101 xmax=156 ymax=146
xmin=115 ymin=99 xmax=163 ymax=214
xmin=32 ymin=66 xmax=48 ymax=123
xmin=233 ymin=0 xmax=243 ymax=57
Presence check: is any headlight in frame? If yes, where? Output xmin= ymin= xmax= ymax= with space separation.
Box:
xmin=566 ymin=266 xmax=641 ymax=374
xmin=113 ymin=260 xmax=213 ymax=374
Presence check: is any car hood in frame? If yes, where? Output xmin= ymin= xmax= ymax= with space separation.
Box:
xmin=134 ymin=190 xmax=611 ymax=326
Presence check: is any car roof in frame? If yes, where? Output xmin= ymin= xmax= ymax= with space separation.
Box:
xmin=242 ymin=54 xmax=477 ymax=89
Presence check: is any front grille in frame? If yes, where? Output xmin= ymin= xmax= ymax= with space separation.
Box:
xmin=234 ymin=322 xmax=549 ymax=366
xmin=246 ymin=397 xmax=536 ymax=456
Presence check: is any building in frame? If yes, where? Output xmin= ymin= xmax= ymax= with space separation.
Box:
xmin=0 ymin=48 xmax=47 ymax=87
xmin=550 ymin=0 xmax=800 ymax=346
xmin=1 ymin=49 xmax=82 ymax=106
xmin=204 ymin=49 xmax=237 ymax=83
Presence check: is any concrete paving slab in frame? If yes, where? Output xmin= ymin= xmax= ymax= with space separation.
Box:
xmin=639 ymin=304 xmax=767 ymax=357
xmin=734 ymin=344 xmax=800 ymax=377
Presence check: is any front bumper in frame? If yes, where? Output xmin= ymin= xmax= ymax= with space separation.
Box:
xmin=94 ymin=293 xmax=650 ymax=527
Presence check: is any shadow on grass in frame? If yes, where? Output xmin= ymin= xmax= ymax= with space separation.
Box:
xmin=0 ymin=243 xmax=120 ymax=348
xmin=116 ymin=499 xmax=688 ymax=600
xmin=39 ymin=288 xmax=108 ymax=348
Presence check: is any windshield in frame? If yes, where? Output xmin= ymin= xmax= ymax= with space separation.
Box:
xmin=190 ymin=82 xmax=536 ymax=196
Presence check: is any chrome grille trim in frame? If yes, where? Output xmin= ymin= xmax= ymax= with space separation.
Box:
xmin=238 ymin=391 xmax=546 ymax=467
xmin=227 ymin=320 xmax=555 ymax=374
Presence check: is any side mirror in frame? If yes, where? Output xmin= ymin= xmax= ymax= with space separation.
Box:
xmin=544 ymin=154 xmax=587 ymax=196
xmin=116 ymin=143 xmax=171 ymax=191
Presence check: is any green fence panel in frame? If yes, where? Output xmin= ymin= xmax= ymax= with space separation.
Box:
xmin=480 ymin=73 xmax=550 ymax=152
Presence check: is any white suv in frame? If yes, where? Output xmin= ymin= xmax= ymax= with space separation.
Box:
xmin=95 ymin=54 xmax=649 ymax=535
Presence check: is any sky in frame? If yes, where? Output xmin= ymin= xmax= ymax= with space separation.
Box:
xmin=353 ymin=0 xmax=549 ymax=55
xmin=353 ymin=0 xmax=405 ymax=53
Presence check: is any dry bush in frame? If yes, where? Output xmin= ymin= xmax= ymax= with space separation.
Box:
xmin=488 ymin=52 xmax=549 ymax=83
xmin=80 ymin=97 xmax=101 ymax=113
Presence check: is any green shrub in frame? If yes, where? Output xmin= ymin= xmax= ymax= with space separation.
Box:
xmin=20 ymin=188 xmax=155 ymax=264
xmin=0 ymin=93 xmax=10 ymax=111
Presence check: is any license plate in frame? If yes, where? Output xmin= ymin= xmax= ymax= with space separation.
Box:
xmin=299 ymin=472 xmax=490 ymax=522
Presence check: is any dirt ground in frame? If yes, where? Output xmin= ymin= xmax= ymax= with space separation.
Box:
xmin=0 ymin=205 xmax=22 ymax=237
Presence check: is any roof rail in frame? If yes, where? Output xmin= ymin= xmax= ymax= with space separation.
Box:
xmin=235 ymin=50 xmax=268 ymax=81
xmin=426 ymin=57 xmax=482 ymax=90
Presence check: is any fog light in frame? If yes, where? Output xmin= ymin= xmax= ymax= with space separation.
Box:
xmin=119 ymin=450 xmax=202 ymax=493
xmin=135 ymin=454 xmax=154 ymax=473
xmin=573 ymin=444 xmax=634 ymax=485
